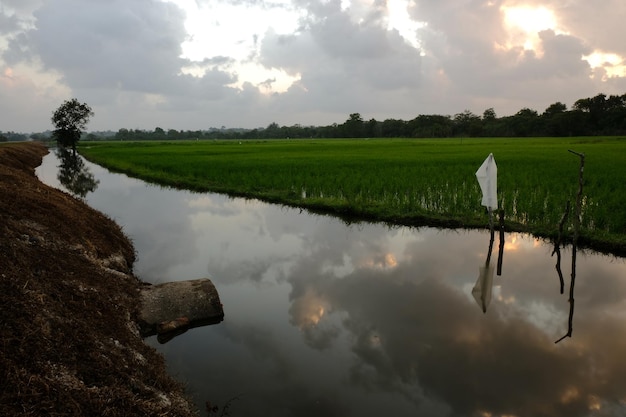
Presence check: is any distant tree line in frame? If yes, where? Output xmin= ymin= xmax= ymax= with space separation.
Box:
xmin=6 ymin=92 xmax=626 ymax=142
xmin=0 ymin=131 xmax=31 ymax=142
xmin=96 ymin=93 xmax=626 ymax=141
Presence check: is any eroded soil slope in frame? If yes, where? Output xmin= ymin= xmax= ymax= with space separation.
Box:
xmin=0 ymin=142 xmax=197 ymax=416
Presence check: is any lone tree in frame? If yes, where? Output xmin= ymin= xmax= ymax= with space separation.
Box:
xmin=51 ymin=98 xmax=94 ymax=154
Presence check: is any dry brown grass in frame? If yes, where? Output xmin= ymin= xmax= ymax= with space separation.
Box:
xmin=0 ymin=142 xmax=198 ymax=416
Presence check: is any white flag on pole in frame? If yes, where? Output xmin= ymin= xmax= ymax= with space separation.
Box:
xmin=476 ymin=153 xmax=498 ymax=210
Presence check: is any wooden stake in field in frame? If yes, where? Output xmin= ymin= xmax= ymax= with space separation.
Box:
xmin=472 ymin=153 xmax=498 ymax=313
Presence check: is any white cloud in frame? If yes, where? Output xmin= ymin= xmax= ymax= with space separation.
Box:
xmin=0 ymin=0 xmax=625 ymax=131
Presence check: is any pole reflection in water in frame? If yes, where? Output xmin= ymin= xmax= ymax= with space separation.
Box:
xmin=472 ymin=233 xmax=495 ymax=313
xmin=473 ymin=209 xmax=506 ymax=314
xmin=36 ymin=153 xmax=626 ymax=417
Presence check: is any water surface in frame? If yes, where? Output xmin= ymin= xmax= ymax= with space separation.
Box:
xmin=37 ymin=152 xmax=626 ymax=417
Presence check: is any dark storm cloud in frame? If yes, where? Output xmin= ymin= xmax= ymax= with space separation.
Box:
xmin=5 ymin=0 xmax=241 ymax=104
xmin=258 ymin=0 xmax=422 ymax=119
xmin=27 ymin=0 xmax=187 ymax=91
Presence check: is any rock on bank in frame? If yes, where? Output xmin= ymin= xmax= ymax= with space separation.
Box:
xmin=0 ymin=142 xmax=198 ymax=417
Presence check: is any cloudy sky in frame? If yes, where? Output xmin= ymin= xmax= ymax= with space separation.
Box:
xmin=2 ymin=0 xmax=626 ymax=132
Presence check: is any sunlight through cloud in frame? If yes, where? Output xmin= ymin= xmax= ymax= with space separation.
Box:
xmin=583 ymin=51 xmax=626 ymax=80
xmin=167 ymin=0 xmax=303 ymax=94
xmin=386 ymin=0 xmax=424 ymax=49
xmin=499 ymin=5 xmax=564 ymax=56
xmin=1 ymin=62 xmax=70 ymax=97
xmin=229 ymin=64 xmax=302 ymax=94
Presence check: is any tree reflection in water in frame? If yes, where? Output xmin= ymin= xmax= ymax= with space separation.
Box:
xmin=55 ymin=147 xmax=99 ymax=198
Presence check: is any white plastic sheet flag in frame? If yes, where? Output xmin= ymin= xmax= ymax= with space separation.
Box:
xmin=475 ymin=153 xmax=498 ymax=210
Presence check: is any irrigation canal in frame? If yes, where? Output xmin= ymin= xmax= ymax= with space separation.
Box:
xmin=37 ymin=151 xmax=626 ymax=417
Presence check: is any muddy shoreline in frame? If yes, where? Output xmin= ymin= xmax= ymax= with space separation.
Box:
xmin=0 ymin=142 xmax=198 ymax=416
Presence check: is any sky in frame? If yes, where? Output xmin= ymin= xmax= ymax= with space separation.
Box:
xmin=1 ymin=0 xmax=626 ymax=133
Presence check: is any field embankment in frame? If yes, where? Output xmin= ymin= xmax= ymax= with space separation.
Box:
xmin=79 ymin=137 xmax=626 ymax=256
xmin=0 ymin=142 xmax=197 ymax=416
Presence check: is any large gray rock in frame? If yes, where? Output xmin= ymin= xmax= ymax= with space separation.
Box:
xmin=138 ymin=278 xmax=224 ymax=343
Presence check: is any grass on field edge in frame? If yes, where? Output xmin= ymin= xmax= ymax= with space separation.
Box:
xmin=77 ymin=149 xmax=626 ymax=258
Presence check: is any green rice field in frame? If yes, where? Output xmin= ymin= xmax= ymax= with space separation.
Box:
xmin=78 ymin=137 xmax=626 ymax=254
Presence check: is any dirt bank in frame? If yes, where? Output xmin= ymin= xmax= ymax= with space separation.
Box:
xmin=0 ymin=142 xmax=197 ymax=416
